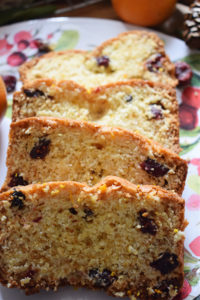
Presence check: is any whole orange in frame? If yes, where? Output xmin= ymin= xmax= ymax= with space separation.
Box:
xmin=112 ymin=0 xmax=177 ymax=26
xmin=0 ymin=77 xmax=7 ymax=123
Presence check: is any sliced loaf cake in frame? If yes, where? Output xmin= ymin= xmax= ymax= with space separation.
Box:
xmin=13 ymin=80 xmax=180 ymax=153
xmin=1 ymin=117 xmax=187 ymax=194
xmin=19 ymin=31 xmax=177 ymax=88
xmin=0 ymin=176 xmax=186 ymax=298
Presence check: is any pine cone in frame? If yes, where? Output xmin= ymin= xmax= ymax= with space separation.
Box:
xmin=183 ymin=0 xmax=200 ymax=48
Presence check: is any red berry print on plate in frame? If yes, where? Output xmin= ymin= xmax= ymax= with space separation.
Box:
xmin=179 ymin=103 xmax=198 ymax=130
xmin=2 ymin=75 xmax=17 ymax=93
xmin=17 ymin=40 xmax=30 ymax=50
xmin=186 ymin=194 xmax=200 ymax=210
xmin=189 ymin=236 xmax=200 ymax=256
xmin=14 ymin=31 xmax=32 ymax=43
xmin=190 ymin=158 xmax=200 ymax=175
xmin=47 ymin=33 xmax=53 ymax=39
xmin=175 ymin=61 xmax=193 ymax=86
xmin=30 ymin=38 xmax=42 ymax=49
xmin=182 ymin=86 xmax=200 ymax=109
xmin=7 ymin=52 xmax=27 ymax=66
xmin=173 ymin=279 xmax=192 ymax=299
xmin=0 ymin=38 xmax=13 ymax=55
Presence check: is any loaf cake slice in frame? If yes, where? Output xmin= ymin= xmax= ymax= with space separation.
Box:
xmin=1 ymin=117 xmax=187 ymax=194
xmin=12 ymin=79 xmax=180 ymax=153
xmin=0 ymin=176 xmax=186 ymax=298
xmin=19 ymin=31 xmax=177 ymax=88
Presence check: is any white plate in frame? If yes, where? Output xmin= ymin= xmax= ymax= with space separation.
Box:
xmin=0 ymin=17 xmax=200 ymax=300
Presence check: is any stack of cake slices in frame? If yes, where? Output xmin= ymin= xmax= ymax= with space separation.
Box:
xmin=0 ymin=31 xmax=188 ymax=299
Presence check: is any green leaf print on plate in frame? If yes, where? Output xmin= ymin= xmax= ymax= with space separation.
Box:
xmin=180 ymin=136 xmax=200 ymax=156
xmin=54 ymin=30 xmax=79 ymax=51
xmin=185 ymin=249 xmax=199 ymax=264
xmin=185 ymin=267 xmax=200 ymax=286
xmin=180 ymin=127 xmax=200 ymax=137
xmin=182 ymin=53 xmax=200 ymax=72
xmin=5 ymin=98 xmax=12 ymax=119
xmin=188 ymin=175 xmax=200 ymax=194
xmin=191 ymin=72 xmax=200 ymax=87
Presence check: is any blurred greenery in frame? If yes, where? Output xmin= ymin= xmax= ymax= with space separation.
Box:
xmin=0 ymin=5 xmax=56 ymax=26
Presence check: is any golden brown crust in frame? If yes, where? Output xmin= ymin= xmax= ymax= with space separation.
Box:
xmin=0 ymin=175 xmax=185 ymax=206
xmin=2 ymin=117 xmax=187 ymax=194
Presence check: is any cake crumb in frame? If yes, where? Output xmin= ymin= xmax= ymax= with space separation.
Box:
xmin=20 ymin=277 xmax=31 ymax=286
xmin=51 ymin=189 xmax=60 ymax=196
xmin=1 ymin=215 xmax=7 ymax=222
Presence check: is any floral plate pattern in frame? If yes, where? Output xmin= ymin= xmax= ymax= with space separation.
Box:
xmin=0 ymin=17 xmax=200 ymax=300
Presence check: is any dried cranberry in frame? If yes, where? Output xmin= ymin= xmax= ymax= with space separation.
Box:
xmin=10 ymin=190 xmax=25 ymax=209
xmin=96 ymin=56 xmax=110 ymax=67
xmin=146 ymin=54 xmax=164 ymax=72
xmin=2 ymin=75 xmax=17 ymax=93
xmin=152 ymin=278 xmax=181 ymax=298
xmin=30 ymin=138 xmax=51 ymax=159
xmin=69 ymin=207 xmax=78 ymax=215
xmin=33 ymin=216 xmax=42 ymax=223
xmin=138 ymin=210 xmax=158 ymax=235
xmin=7 ymin=52 xmax=27 ymax=66
xmin=25 ymin=269 xmax=35 ymax=278
xmin=89 ymin=268 xmax=116 ymax=288
xmin=141 ymin=158 xmax=169 ymax=177
xmin=179 ymin=103 xmax=198 ymax=130
xmin=83 ymin=207 xmax=94 ymax=221
xmin=83 ymin=208 xmax=93 ymax=218
xmin=125 ymin=95 xmax=133 ymax=103
xmin=150 ymin=105 xmax=163 ymax=120
xmin=8 ymin=173 xmax=28 ymax=188
xmin=24 ymin=89 xmax=45 ymax=97
xmin=175 ymin=61 xmax=193 ymax=87
xmin=150 ymin=252 xmax=179 ymax=275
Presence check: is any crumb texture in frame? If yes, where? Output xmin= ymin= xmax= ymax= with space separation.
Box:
xmin=1 ymin=117 xmax=187 ymax=194
xmin=19 ymin=31 xmax=177 ymax=88
xmin=13 ymin=80 xmax=180 ymax=153
xmin=0 ymin=177 xmax=185 ymax=299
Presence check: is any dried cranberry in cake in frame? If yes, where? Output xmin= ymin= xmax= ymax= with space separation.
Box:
xmin=8 ymin=173 xmax=28 ymax=187
xmin=69 ymin=207 xmax=78 ymax=215
xmin=30 ymin=138 xmax=51 ymax=159
xmin=33 ymin=216 xmax=42 ymax=223
xmin=83 ymin=207 xmax=94 ymax=221
xmin=175 ymin=61 xmax=193 ymax=86
xmin=146 ymin=54 xmax=164 ymax=72
xmin=125 ymin=95 xmax=133 ymax=103
xmin=89 ymin=268 xmax=116 ymax=288
xmin=25 ymin=269 xmax=36 ymax=279
xmin=96 ymin=56 xmax=110 ymax=67
xmin=24 ymin=89 xmax=45 ymax=97
xmin=152 ymin=278 xmax=181 ymax=298
xmin=150 ymin=252 xmax=179 ymax=275
xmin=138 ymin=210 xmax=158 ymax=235
xmin=141 ymin=158 xmax=169 ymax=177
xmin=2 ymin=75 xmax=17 ymax=93
xmin=10 ymin=190 xmax=25 ymax=209
xmin=150 ymin=105 xmax=163 ymax=120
